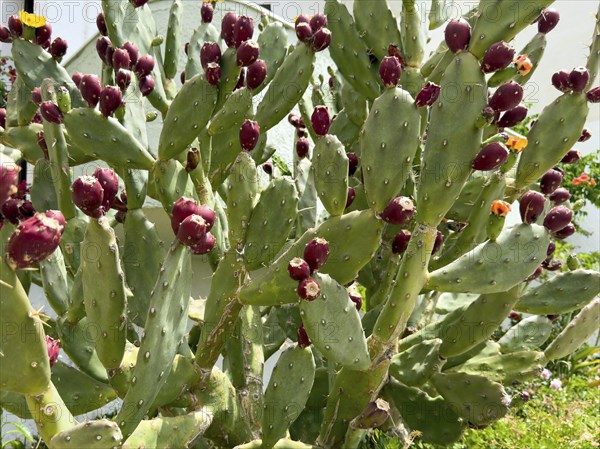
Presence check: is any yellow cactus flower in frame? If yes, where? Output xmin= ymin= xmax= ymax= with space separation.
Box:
xmin=19 ymin=10 xmax=46 ymax=28
xmin=505 ymin=129 xmax=528 ymax=153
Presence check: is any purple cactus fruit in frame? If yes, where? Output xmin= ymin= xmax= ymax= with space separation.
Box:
xmin=197 ymin=204 xmax=216 ymax=231
xmin=0 ymin=25 xmax=11 ymax=43
xmin=96 ymin=12 xmax=108 ymax=36
xmin=8 ymin=15 xmax=23 ymax=37
xmin=489 ymin=81 xmax=524 ymax=112
xmin=288 ymin=113 xmax=302 ymax=127
xmin=171 ymin=197 xmax=199 ymax=233
xmin=296 ymin=15 xmax=310 ymax=25
xmin=526 ymin=265 xmax=543 ymax=281
xmin=548 ymin=188 xmax=570 ymax=205
xmin=135 ymin=54 xmax=155 ymax=78
xmin=40 ymin=102 xmax=63 ymax=124
xmin=297 ymin=323 xmax=311 ymax=348
xmin=234 ymin=16 xmax=254 ymax=48
xmin=71 ymin=72 xmax=83 ymax=88
xmin=347 ymin=152 xmax=358 ymax=176
xmin=205 ymin=63 xmax=222 ymax=86
xmin=587 ymin=86 xmax=600 ymax=103
xmin=191 ymin=232 xmax=216 ymax=255
xmin=1 ymin=198 xmax=21 ymax=224
xmin=18 ymin=200 xmax=35 ymax=218
xmin=303 ymin=237 xmax=330 ymax=272
xmin=481 ymin=41 xmax=515 ymax=73
xmin=560 ymin=149 xmax=581 ymax=164
xmin=569 ymin=67 xmax=590 ymax=92
xmin=112 ymin=48 xmax=131 ymax=71
xmin=93 ymin=168 xmax=119 ymax=211
xmin=201 ymin=2 xmax=214 ymax=23
xmin=296 ymin=127 xmax=307 ymax=138
xmin=519 ymin=191 xmax=545 ymax=224
xmin=6 ymin=211 xmax=65 ymax=269
xmin=547 ymin=241 xmax=556 ymax=257
xmin=262 ymin=162 xmax=273 ymax=175
xmin=497 ymin=105 xmax=528 ymax=128
xmin=296 ymin=137 xmax=310 ymax=159
xmin=543 ymin=205 xmax=573 ymax=233
xmin=221 ymin=12 xmax=239 ymax=48
xmin=35 ymin=23 xmax=52 ymax=45
xmin=200 ymin=42 xmax=222 ymax=68
xmin=392 ymin=229 xmax=411 ymax=255
xmin=348 ymin=288 xmax=362 ymax=311
xmin=553 ymin=223 xmax=575 ymax=239
xmin=297 ymin=277 xmax=321 ymax=301
xmin=177 ymin=214 xmax=208 ymax=247
xmin=116 ymin=69 xmax=132 ymax=91
xmin=31 ymin=113 xmax=42 ymax=124
xmin=246 ymin=59 xmax=267 ymax=90
xmin=381 ymin=196 xmax=415 ymax=225
xmin=139 ymin=75 xmax=155 ymax=96
xmin=295 ymin=22 xmax=313 ymax=43
xmin=472 ymin=142 xmax=509 ymax=171
xmin=130 ymin=0 xmax=149 ymax=7
xmin=99 ymin=86 xmax=123 ymax=118
xmin=236 ymin=40 xmax=260 ymax=67
xmin=310 ymin=14 xmax=328 ymax=32
xmin=72 ymin=175 xmax=105 ymax=217
xmin=579 ymin=128 xmax=592 ymax=142
xmin=288 ymin=257 xmax=311 ymax=281
xmin=346 ymin=187 xmax=356 ymax=209
xmin=379 ymin=56 xmax=402 ymax=87
xmin=415 ymin=82 xmax=441 ymax=107
xmin=31 ymin=87 xmax=42 ymax=105
xmin=180 ymin=70 xmax=186 ymax=84
xmin=537 ymin=8 xmax=560 ymax=34
xmin=552 ymin=70 xmax=571 ymax=92
xmin=0 ymin=108 xmax=5 ymax=129
xmin=0 ymin=159 xmax=20 ymax=205
xmin=311 ymin=106 xmax=331 ymax=136
xmin=542 ymin=258 xmax=562 ymax=271
xmin=239 ymin=119 xmax=260 ymax=151
xmin=45 ymin=336 xmax=60 ymax=368
xmin=122 ymin=42 xmax=139 ymax=67
xmin=49 ymin=37 xmax=68 ymax=59
xmin=235 ymin=68 xmax=246 ymax=91
xmin=432 ymin=230 xmax=444 ymax=255
xmin=80 ymin=74 xmax=102 ymax=107
xmin=539 ymin=169 xmax=563 ymax=195
xmin=96 ymin=36 xmax=112 ymax=64
xmin=445 ymin=18 xmax=471 ymax=53
xmin=311 ymin=28 xmax=332 ymax=52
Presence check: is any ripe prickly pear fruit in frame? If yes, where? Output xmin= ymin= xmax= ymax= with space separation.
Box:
xmin=288 ymin=257 xmax=311 ymax=281
xmin=303 ymin=238 xmax=330 ymax=272
xmin=71 ymin=176 xmax=105 ymax=218
xmin=93 ymin=168 xmax=119 ymax=211
xmin=122 ymin=41 xmax=138 ymax=67
xmin=296 ymin=137 xmax=310 ymax=158
xmin=298 ymin=277 xmax=321 ymax=301
xmin=1 ymin=198 xmax=21 ymax=224
xmin=0 ymin=108 xmax=5 ymax=129
xmin=547 ymin=241 xmax=556 ymax=257
xmin=520 ymin=190 xmax=545 ymax=224
xmin=71 ymin=72 xmax=83 ymax=88
xmin=8 ymin=15 xmax=23 ymax=37
xmin=381 ymin=196 xmax=415 ymax=225
xmin=235 ymin=68 xmax=246 ymax=90
xmin=262 ymin=162 xmax=273 ymax=175
xmin=432 ymin=230 xmax=444 ymax=255
xmin=234 ymin=16 xmax=254 ymax=48
xmin=80 ymin=74 xmax=102 ymax=107
xmin=6 ymin=211 xmax=65 ymax=269
xmin=96 ymin=12 xmax=107 ymax=36
xmin=191 ymin=232 xmax=216 ymax=255
xmin=221 ymin=12 xmax=239 ymax=48
xmin=537 ymin=8 xmax=560 ymax=33
xmin=130 ymin=0 xmax=149 ymax=7
xmin=171 ymin=197 xmax=199 ymax=233
xmin=239 ymin=119 xmax=260 ymax=151
xmin=348 ymin=286 xmax=362 ymax=311
xmin=96 ymin=36 xmax=111 ymax=64
xmin=296 ymin=22 xmax=313 ymax=43
xmin=489 ymin=81 xmax=524 ymax=112
xmin=19 ymin=200 xmax=34 ymax=219
xmin=177 ymin=214 xmax=208 ymax=246
xmin=296 ymin=15 xmax=310 ymax=25
xmin=346 ymin=187 xmax=356 ymax=209
xmin=200 ymin=42 xmax=221 ymax=68
xmin=568 ymin=67 xmax=589 ymax=92
xmin=201 ymin=2 xmax=213 ymax=23
xmin=116 ymin=69 xmax=132 ymax=91
xmin=587 ymin=86 xmax=600 ymax=103
xmin=543 ymin=205 xmax=573 ymax=233
xmin=31 ymin=87 xmax=42 ymax=105
xmin=197 ymin=204 xmax=216 ymax=231
xmin=415 ymin=82 xmax=441 ymax=107
xmin=548 ymin=188 xmax=570 ymax=205
xmin=236 ymin=40 xmax=260 ymax=66
xmin=135 ymin=54 xmax=155 ymax=78
xmin=552 ymin=70 xmax=571 ymax=92
xmin=310 ymin=14 xmax=328 ymax=32
xmin=539 ymin=168 xmax=563 ymax=195
xmin=472 ymin=142 xmax=509 ymax=171
xmin=392 ymin=229 xmax=411 ymax=255
xmin=139 ymin=75 xmax=155 ymax=96
xmin=311 ymin=106 xmax=331 ymax=136
xmin=297 ymin=323 xmax=311 ymax=348
xmin=35 ymin=23 xmax=52 ymax=45
xmin=40 ymin=101 xmax=63 ymax=124
xmin=354 ymin=399 xmax=391 ymax=429
xmin=445 ymin=18 xmax=471 ymax=53
xmin=0 ymin=157 xmax=20 ymax=205
xmin=204 ymin=62 xmax=221 ymax=86
xmin=560 ymin=149 xmax=581 ymax=164
xmin=379 ymin=56 xmax=402 ymax=87
xmin=542 ymin=258 xmax=562 ymax=271
xmin=99 ymin=86 xmax=123 ymax=118
xmin=45 ymin=336 xmax=60 ymax=368
xmin=112 ymin=48 xmax=131 ymax=71
xmin=0 ymin=25 xmax=11 ymax=42
xmin=553 ymin=223 xmax=575 ymax=239
xmin=481 ymin=41 xmax=515 ymax=73
xmin=526 ymin=265 xmax=543 ymax=281
xmin=347 ymin=152 xmax=358 ymax=176
xmin=579 ymin=129 xmax=592 ymax=142
xmin=497 ymin=105 xmax=528 ymax=128
xmin=311 ymin=28 xmax=332 ymax=52
xmin=246 ymin=59 xmax=267 ymax=90
xmin=49 ymin=37 xmax=68 ymax=59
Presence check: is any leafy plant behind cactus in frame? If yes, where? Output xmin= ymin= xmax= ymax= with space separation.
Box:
xmin=0 ymin=2 xmax=599 ymax=448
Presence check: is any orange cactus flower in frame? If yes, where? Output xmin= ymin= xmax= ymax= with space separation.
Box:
xmin=514 ymin=54 xmax=533 ymax=76
xmin=490 ymin=200 xmax=512 ymax=217
xmin=580 ymin=173 xmax=590 ymax=181
xmin=572 ymin=177 xmax=582 ymax=186
xmin=505 ymin=130 xmax=528 ymax=153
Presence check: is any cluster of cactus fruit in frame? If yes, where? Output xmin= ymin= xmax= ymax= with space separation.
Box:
xmin=1 ymin=0 xmax=600 ymax=448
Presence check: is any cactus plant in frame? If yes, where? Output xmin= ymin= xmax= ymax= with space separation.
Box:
xmin=0 ymin=2 xmax=599 ymax=448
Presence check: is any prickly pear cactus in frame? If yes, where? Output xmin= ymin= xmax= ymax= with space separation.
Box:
xmin=0 ymin=2 xmax=598 ymax=448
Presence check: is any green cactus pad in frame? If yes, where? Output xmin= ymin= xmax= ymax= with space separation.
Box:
xmin=489 ymin=33 xmax=547 ymax=88
xmin=0 ymin=259 xmax=51 ymax=395
xmin=361 ymin=87 xmax=421 ymax=212
xmin=25 ymin=382 xmax=75 ymax=444
xmin=245 ymin=177 xmax=298 ymax=270
xmin=49 ymin=419 xmax=123 ymax=449
xmin=239 ymin=210 xmax=383 ymax=306
xmin=235 ymin=440 xmax=318 ymax=449
xmin=545 ymin=298 xmax=600 ymax=361
xmin=255 ymin=44 xmax=315 ymax=131
xmin=354 ymin=0 xmax=402 ymax=61
xmin=389 ymin=338 xmax=444 ymax=386
xmin=102 ymin=0 xmax=155 ymax=52
xmin=256 ymin=22 xmax=289 ymax=95
xmin=150 ymin=159 xmax=198 ymax=213
xmin=429 ymin=0 xmax=449 ymax=29
xmin=498 ymin=316 xmax=553 ymax=353
xmin=328 ymin=109 xmax=361 ymax=149
xmin=226 ymin=152 xmax=260 ymax=247
xmin=6 ymin=77 xmax=37 ymax=127
xmin=430 ymin=372 xmax=511 ymax=425
xmin=208 ymin=87 xmax=253 ymax=136
xmin=401 ymin=0 xmax=427 ymax=67
xmin=262 ymin=345 xmax=315 ymax=449
xmin=443 ymin=340 xmax=502 ymax=370
xmin=30 ymin=159 xmax=58 ymax=212
xmin=300 ymin=273 xmax=370 ymax=370
xmin=313 ymin=134 xmax=349 ymax=216
xmin=57 ymin=317 xmax=108 ymax=382
xmin=586 ymin=3 xmax=600 ymax=88
xmin=340 ymin=82 xmax=369 ymax=127
xmin=515 ymin=269 xmax=600 ymax=315
xmin=1 ymin=124 xmax=45 ymax=164
xmin=39 ymin=247 xmax=70 ymax=315
xmin=158 ymin=73 xmax=217 ymax=160
xmin=449 ymin=350 xmax=546 ymax=383
xmin=64 ymin=108 xmax=155 ymax=170
xmin=186 ymin=22 xmax=220 ymax=79
xmin=290 ymin=367 xmax=329 ymax=443
xmin=428 ymin=224 xmax=550 ymax=294
xmin=163 ymin=0 xmax=183 ymax=80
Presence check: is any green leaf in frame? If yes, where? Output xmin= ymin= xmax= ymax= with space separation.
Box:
xmin=272 ymin=154 xmax=292 ymax=176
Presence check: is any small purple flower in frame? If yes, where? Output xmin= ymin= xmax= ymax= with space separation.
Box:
xmin=541 ymin=368 xmax=552 ymax=380
xmin=549 ymin=378 xmax=562 ymax=390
